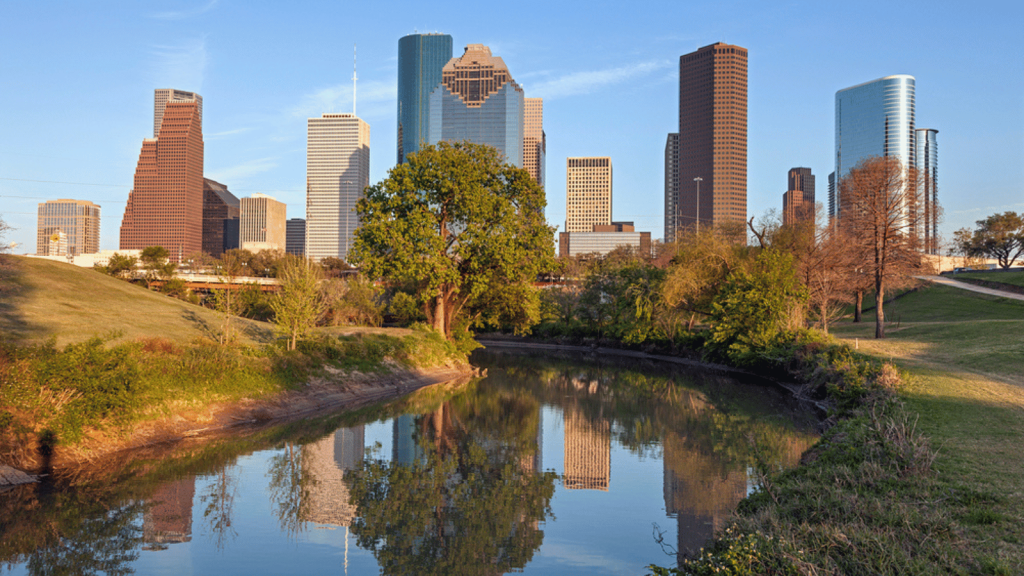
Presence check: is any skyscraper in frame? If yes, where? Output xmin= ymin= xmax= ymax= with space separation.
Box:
xmin=240 ymin=193 xmax=287 ymax=252
xmin=833 ymin=75 xmax=916 ymax=219
xmin=427 ymin=44 xmax=525 ymax=167
xmin=305 ymin=113 xmax=370 ymax=262
xmin=202 ymin=178 xmax=239 ymax=257
xmin=565 ymin=157 xmax=612 ymax=233
xmin=36 ymin=199 xmax=100 ymax=256
xmin=782 ymin=167 xmax=815 ymax=226
xmin=154 ymin=89 xmax=202 ymax=138
xmin=916 ymin=128 xmax=939 ymax=254
xmin=664 ymin=133 xmax=680 ymax=243
xmin=397 ymin=33 xmax=453 ymax=164
xmin=120 ymin=89 xmax=204 ymax=262
xmin=286 ymin=218 xmax=306 ymax=256
xmin=523 ymin=98 xmax=545 ymax=188
xmin=677 ymin=43 xmax=748 ymax=232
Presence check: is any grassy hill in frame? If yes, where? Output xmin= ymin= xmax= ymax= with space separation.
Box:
xmin=832 ymin=282 xmax=1024 ymax=572
xmin=0 ymin=256 xmax=273 ymax=346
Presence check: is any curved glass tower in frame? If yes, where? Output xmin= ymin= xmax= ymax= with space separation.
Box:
xmin=833 ymin=74 xmax=916 ymax=218
xmin=397 ymin=33 xmax=452 ymax=164
xmin=916 ymin=128 xmax=939 ymax=254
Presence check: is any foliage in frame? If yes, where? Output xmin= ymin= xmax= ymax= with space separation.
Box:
xmin=271 ymin=257 xmax=328 ymax=351
xmin=956 ymin=211 xmax=1024 ymax=270
xmin=662 ymin=227 xmax=753 ymax=332
xmin=97 ymin=253 xmax=137 ymax=280
xmin=706 ymin=250 xmax=808 ymax=365
xmin=386 ymin=290 xmax=426 ymax=326
xmin=139 ymin=246 xmax=176 ymax=289
xmin=319 ymin=256 xmax=354 ymax=278
xmin=324 ymin=275 xmax=384 ymax=327
xmin=158 ymin=277 xmax=194 ymax=302
xmin=650 ymin=528 xmax=799 ymax=576
xmin=351 ymin=141 xmax=553 ymax=339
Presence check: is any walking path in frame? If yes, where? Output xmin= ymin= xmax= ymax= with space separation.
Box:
xmin=916 ymin=275 xmax=1024 ymax=302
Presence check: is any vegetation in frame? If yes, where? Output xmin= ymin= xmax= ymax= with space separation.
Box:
xmin=352 ymin=141 xmax=553 ymax=339
xmin=271 ymin=257 xmax=328 ymax=351
xmin=953 ymin=211 xmax=1024 ymax=270
xmin=951 ymin=269 xmax=1024 ymax=289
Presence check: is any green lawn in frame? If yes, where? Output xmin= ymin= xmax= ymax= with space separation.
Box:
xmin=831 ymin=282 xmax=1024 ymax=571
xmin=0 ymin=256 xmax=273 ymax=346
xmin=952 ymin=270 xmax=1024 ymax=288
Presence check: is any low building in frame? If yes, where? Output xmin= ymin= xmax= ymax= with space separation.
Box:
xmin=558 ymin=222 xmax=652 ymax=258
xmin=26 ymin=249 xmax=143 ymax=268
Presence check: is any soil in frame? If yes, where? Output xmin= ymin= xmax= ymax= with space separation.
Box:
xmin=4 ymin=364 xmax=476 ymax=482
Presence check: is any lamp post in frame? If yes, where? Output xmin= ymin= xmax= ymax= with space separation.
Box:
xmin=693 ymin=176 xmax=703 ymax=235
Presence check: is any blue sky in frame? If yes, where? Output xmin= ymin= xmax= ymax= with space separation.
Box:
xmin=2 ymin=0 xmax=1021 ymax=253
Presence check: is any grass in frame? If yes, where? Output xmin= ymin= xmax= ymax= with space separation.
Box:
xmin=952 ymin=270 xmax=1024 ymax=288
xmin=828 ymin=280 xmax=1024 ymax=573
xmin=0 ymin=256 xmax=272 ymax=346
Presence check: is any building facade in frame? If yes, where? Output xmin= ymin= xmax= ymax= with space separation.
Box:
xmin=120 ymin=90 xmax=204 ymax=262
xmin=427 ymin=44 xmax=525 ymax=167
xmin=833 ymin=75 xmax=915 ymax=219
xmin=782 ymin=167 xmax=815 ymax=226
xmin=306 ymin=113 xmax=370 ymax=262
xmin=523 ymin=98 xmax=545 ymax=188
xmin=677 ymin=43 xmax=748 ymax=232
xmin=154 ymin=89 xmax=202 ymax=138
xmin=664 ymin=133 xmax=680 ymax=243
xmin=558 ymin=222 xmax=652 ymax=258
xmin=202 ymin=178 xmax=239 ymax=257
xmin=286 ymin=218 xmax=306 ymax=256
xmin=397 ymin=33 xmax=452 ymax=164
xmin=36 ymin=199 xmax=100 ymax=256
xmin=916 ymin=128 xmax=939 ymax=254
xmin=565 ymin=157 xmax=612 ymax=233
xmin=240 ymin=193 xmax=287 ymax=252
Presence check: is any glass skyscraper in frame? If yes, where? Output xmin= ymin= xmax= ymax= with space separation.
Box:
xmin=397 ymin=33 xmax=452 ymax=164
xmin=426 ymin=44 xmax=525 ymax=168
xmin=833 ymin=75 xmax=916 ymax=218
xmin=916 ymin=128 xmax=939 ymax=254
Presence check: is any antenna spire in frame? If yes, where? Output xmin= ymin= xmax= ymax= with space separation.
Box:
xmin=352 ymin=44 xmax=358 ymax=116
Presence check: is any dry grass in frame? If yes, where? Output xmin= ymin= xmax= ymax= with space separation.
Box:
xmin=0 ymin=256 xmax=273 ymax=346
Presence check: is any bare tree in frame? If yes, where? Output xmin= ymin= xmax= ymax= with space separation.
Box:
xmin=838 ymin=156 xmax=927 ymax=338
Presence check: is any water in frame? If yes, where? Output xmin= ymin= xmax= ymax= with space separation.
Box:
xmin=0 ymin=348 xmax=818 ymax=575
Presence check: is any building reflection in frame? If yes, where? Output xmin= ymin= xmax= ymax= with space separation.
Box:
xmin=563 ymin=407 xmax=610 ymax=491
xmin=300 ymin=426 xmax=365 ymax=528
xmin=142 ymin=476 xmax=195 ymax=548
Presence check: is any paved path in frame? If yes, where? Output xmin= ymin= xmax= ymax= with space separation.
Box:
xmin=916 ymin=275 xmax=1024 ymax=302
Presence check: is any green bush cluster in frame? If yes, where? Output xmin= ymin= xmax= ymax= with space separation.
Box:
xmin=651 ymin=528 xmax=800 ymax=576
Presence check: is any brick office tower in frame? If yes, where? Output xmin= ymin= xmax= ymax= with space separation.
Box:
xmin=782 ymin=167 xmax=815 ymax=226
xmin=523 ymin=98 xmax=546 ymax=188
xmin=677 ymin=43 xmax=747 ymax=233
xmin=120 ymin=89 xmax=204 ymax=262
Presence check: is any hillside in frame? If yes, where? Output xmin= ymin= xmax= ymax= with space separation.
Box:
xmin=0 ymin=256 xmax=273 ymax=346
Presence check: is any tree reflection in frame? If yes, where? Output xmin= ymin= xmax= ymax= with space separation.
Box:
xmin=25 ymin=502 xmax=144 ymax=576
xmin=345 ymin=388 xmax=557 ymax=576
xmin=199 ymin=467 xmax=238 ymax=550
xmin=266 ymin=442 xmax=316 ymax=537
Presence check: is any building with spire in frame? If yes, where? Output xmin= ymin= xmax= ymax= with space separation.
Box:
xmin=427 ymin=44 xmax=526 ymax=168
xmin=120 ymin=89 xmax=204 ymax=262
xmin=397 ymin=33 xmax=453 ymax=164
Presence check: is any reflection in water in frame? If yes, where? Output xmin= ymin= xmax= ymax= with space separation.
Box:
xmin=0 ymin=350 xmax=818 ymax=575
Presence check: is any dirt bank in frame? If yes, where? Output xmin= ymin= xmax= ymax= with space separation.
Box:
xmin=7 ymin=364 xmax=475 ymax=480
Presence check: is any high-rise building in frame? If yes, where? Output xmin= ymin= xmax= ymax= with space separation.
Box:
xmin=120 ymin=89 xmax=204 ymax=262
xmin=428 ymin=44 xmax=525 ymax=167
xmin=36 ymin=199 xmax=100 ymax=256
xmin=782 ymin=167 xmax=815 ymax=226
xmin=154 ymin=89 xmax=202 ymax=139
xmin=916 ymin=128 xmax=939 ymax=254
xmin=202 ymin=178 xmax=239 ymax=257
xmin=827 ymin=172 xmax=836 ymax=220
xmin=565 ymin=157 xmax=612 ymax=233
xmin=677 ymin=43 xmax=748 ymax=232
xmin=306 ymin=113 xmax=370 ymax=262
xmin=664 ymin=133 xmax=680 ymax=243
xmin=286 ymin=218 xmax=306 ymax=256
xmin=833 ymin=75 xmax=915 ymax=219
xmin=523 ymin=98 xmax=545 ymax=187
xmin=240 ymin=193 xmax=286 ymax=252
xmin=397 ymin=33 xmax=453 ymax=164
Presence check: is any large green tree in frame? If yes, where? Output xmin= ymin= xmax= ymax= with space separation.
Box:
xmin=271 ymin=257 xmax=327 ymax=351
xmin=351 ymin=141 xmax=553 ymax=339
xmin=958 ymin=211 xmax=1024 ymax=270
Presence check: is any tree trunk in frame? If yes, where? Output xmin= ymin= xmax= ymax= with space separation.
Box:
xmin=432 ymin=294 xmax=446 ymax=337
xmin=820 ymin=302 xmax=829 ymax=334
xmin=854 ymin=291 xmax=863 ymax=323
xmin=874 ymin=282 xmax=885 ymax=339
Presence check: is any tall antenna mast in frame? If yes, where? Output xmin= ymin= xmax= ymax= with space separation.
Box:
xmin=352 ymin=44 xmax=358 ymax=116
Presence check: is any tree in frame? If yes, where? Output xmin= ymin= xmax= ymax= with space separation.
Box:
xmin=961 ymin=212 xmax=1024 ymax=270
xmin=838 ymin=156 xmax=926 ymax=339
xmin=211 ymin=250 xmax=247 ymax=345
xmin=351 ymin=141 xmax=553 ymax=339
xmin=271 ymin=256 xmax=327 ymax=351
xmin=662 ymin=227 xmax=752 ymax=332
xmin=101 ymin=253 xmax=138 ymax=280
xmin=139 ymin=246 xmax=177 ymax=289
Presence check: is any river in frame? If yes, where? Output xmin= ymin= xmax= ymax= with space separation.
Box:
xmin=0 ymin=348 xmax=818 ymax=575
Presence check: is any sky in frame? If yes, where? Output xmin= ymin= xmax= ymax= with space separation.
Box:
xmin=1 ymin=0 xmax=1022 ymax=254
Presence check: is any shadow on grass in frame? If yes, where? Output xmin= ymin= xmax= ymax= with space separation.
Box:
xmin=0 ymin=257 xmax=44 ymax=343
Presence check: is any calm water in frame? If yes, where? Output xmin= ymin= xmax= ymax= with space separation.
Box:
xmin=0 ymin=348 xmax=817 ymax=575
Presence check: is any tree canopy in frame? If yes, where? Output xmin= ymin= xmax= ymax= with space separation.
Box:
xmin=955 ymin=211 xmax=1024 ymax=270
xmin=351 ymin=141 xmax=553 ymax=339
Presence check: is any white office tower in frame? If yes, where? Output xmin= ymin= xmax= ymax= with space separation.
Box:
xmin=305 ymin=113 xmax=370 ymax=261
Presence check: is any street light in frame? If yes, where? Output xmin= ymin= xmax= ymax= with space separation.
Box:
xmin=693 ymin=176 xmax=703 ymax=235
